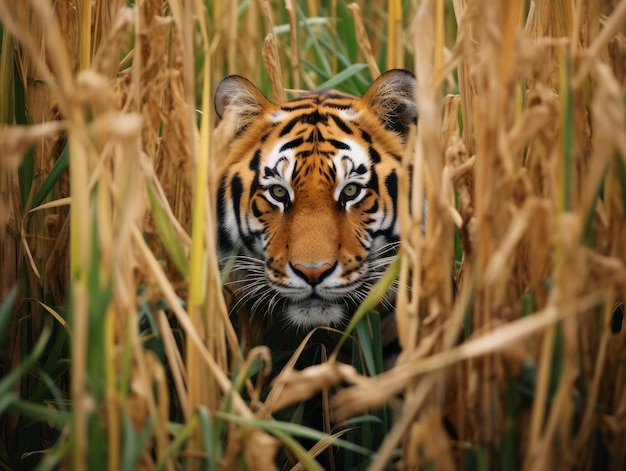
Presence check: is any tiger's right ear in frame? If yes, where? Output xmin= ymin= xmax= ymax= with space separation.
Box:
xmin=214 ymin=75 xmax=273 ymax=132
xmin=362 ymin=69 xmax=417 ymax=138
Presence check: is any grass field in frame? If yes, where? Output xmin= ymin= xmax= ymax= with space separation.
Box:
xmin=1 ymin=0 xmax=625 ymax=469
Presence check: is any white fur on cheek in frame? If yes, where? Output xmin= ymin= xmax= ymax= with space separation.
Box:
xmin=222 ymin=200 xmax=239 ymax=246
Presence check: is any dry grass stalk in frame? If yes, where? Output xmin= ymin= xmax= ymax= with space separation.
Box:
xmin=225 ymin=0 xmax=240 ymax=76
xmin=262 ymin=1 xmax=284 ymax=103
xmin=235 ymin=0 xmax=262 ymax=80
xmin=263 ymin=33 xmax=285 ymax=104
xmin=284 ymin=0 xmax=300 ymax=89
xmin=386 ymin=0 xmax=404 ymax=70
xmin=347 ymin=3 xmax=381 ymax=79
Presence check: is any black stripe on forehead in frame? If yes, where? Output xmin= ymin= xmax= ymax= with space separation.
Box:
xmin=279 ymin=117 xmax=299 ymax=137
xmin=279 ymin=137 xmax=304 ymax=152
xmin=323 ymin=101 xmax=355 ymax=110
xmin=322 ymin=91 xmax=351 ymax=100
xmin=249 ymin=149 xmax=261 ymax=171
xmin=369 ymin=165 xmax=380 ymax=193
xmin=280 ymin=102 xmax=317 ymax=111
xmin=369 ymin=146 xmax=381 ymax=163
xmin=278 ymin=111 xmax=330 ymax=138
xmin=328 ymin=139 xmax=350 ymax=150
xmin=296 ymin=148 xmax=314 ymax=158
xmin=329 ymin=114 xmax=354 ymax=135
xmin=280 ymin=90 xmax=353 ymax=108
xmin=290 ymin=159 xmax=304 ymax=186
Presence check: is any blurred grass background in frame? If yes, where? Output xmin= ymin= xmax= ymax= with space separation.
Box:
xmin=0 ymin=0 xmax=625 ymax=470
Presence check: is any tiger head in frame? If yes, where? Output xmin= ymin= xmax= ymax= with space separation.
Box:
xmin=215 ymin=70 xmax=417 ymax=331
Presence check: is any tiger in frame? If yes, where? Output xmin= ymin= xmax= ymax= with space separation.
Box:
xmin=214 ymin=69 xmax=417 ymax=354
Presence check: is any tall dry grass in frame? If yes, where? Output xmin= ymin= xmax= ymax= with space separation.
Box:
xmin=0 ymin=0 xmax=625 ymax=470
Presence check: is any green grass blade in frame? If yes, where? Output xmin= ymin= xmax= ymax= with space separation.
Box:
xmin=354 ymin=311 xmax=383 ymax=376
xmin=32 ymin=368 xmax=68 ymax=413
xmin=272 ymin=428 xmax=323 ymax=471
xmin=121 ymin=411 xmax=154 ymax=471
xmin=198 ymin=407 xmax=220 ymax=471
xmin=0 ymin=285 xmax=17 ymax=345
xmin=296 ymin=5 xmax=331 ymax=77
xmin=0 ymin=391 xmax=17 ymax=416
xmin=18 ymin=145 xmax=35 ymax=211
xmin=216 ymin=411 xmax=373 ymax=458
xmin=0 ymin=319 xmax=52 ymax=398
xmin=158 ymin=416 xmax=200 ymax=470
xmin=31 ymin=143 xmax=69 ymax=210
xmin=315 ymin=63 xmax=368 ymax=91
xmin=7 ymin=397 xmax=71 ymax=427
xmin=147 ymin=183 xmax=189 ymax=278
xmin=341 ymin=414 xmax=384 ymax=428
xmin=86 ymin=207 xmax=111 ymax=405
xmin=299 ymin=58 xmax=330 ymax=83
xmin=465 ymin=445 xmax=488 ymax=471
xmin=274 ymin=17 xmax=330 ymax=36
xmin=336 ymin=3 xmax=358 ymax=65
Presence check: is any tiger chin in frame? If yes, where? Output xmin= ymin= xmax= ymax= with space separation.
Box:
xmin=214 ymin=70 xmax=417 ymax=338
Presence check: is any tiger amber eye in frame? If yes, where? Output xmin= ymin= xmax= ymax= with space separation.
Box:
xmin=342 ymin=183 xmax=359 ymax=199
xmin=270 ymin=185 xmax=288 ymax=200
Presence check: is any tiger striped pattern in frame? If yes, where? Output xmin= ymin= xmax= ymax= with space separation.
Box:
xmin=214 ymin=70 xmax=417 ymax=339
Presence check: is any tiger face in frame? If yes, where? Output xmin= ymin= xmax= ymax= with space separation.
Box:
xmin=215 ymin=70 xmax=417 ymax=330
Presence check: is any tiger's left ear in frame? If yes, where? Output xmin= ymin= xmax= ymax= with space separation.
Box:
xmin=214 ymin=75 xmax=274 ymax=133
xmin=362 ymin=69 xmax=417 ymax=138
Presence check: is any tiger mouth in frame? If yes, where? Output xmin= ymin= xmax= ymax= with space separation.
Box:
xmin=283 ymin=297 xmax=348 ymax=329
xmin=224 ymin=244 xmax=399 ymax=329
xmin=268 ymin=258 xmax=395 ymax=329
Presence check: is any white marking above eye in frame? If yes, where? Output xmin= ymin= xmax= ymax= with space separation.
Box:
xmin=332 ymin=139 xmax=371 ymax=203
xmin=339 ymin=108 xmax=360 ymax=120
xmin=259 ymin=141 xmax=296 ymax=207
xmin=269 ymin=110 xmax=288 ymax=122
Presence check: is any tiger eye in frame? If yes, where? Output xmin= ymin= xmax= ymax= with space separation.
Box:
xmin=341 ymin=183 xmax=360 ymax=200
xmin=269 ymin=185 xmax=288 ymax=201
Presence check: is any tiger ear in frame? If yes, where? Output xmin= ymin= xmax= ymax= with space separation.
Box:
xmin=214 ymin=75 xmax=273 ymax=132
xmin=362 ymin=69 xmax=418 ymax=137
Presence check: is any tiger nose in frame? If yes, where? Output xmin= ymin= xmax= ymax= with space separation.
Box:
xmin=291 ymin=262 xmax=336 ymax=286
